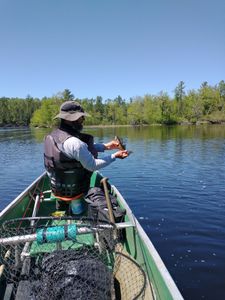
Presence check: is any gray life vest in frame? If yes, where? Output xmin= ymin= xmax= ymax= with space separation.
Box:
xmin=44 ymin=128 xmax=97 ymax=197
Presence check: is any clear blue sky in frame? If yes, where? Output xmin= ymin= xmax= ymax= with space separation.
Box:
xmin=0 ymin=0 xmax=224 ymax=100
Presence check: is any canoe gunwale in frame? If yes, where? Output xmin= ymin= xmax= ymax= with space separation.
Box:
xmin=112 ymin=185 xmax=184 ymax=300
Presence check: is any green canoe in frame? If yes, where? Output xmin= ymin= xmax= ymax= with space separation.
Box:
xmin=0 ymin=172 xmax=184 ymax=300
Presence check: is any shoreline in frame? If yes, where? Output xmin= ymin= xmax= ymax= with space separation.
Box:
xmin=1 ymin=121 xmax=225 ymax=130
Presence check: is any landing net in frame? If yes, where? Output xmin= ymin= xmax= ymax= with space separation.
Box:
xmin=0 ymin=217 xmax=147 ymax=300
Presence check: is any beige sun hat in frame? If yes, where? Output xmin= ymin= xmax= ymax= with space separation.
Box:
xmin=54 ymin=101 xmax=90 ymax=121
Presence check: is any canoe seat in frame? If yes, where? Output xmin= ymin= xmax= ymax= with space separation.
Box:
xmin=42 ymin=191 xmax=86 ymax=216
xmin=42 ymin=191 xmax=83 ymax=202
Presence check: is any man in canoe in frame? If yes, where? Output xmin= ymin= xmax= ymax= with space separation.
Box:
xmin=44 ymin=101 xmax=128 ymax=212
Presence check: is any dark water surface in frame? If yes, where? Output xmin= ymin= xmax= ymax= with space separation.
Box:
xmin=0 ymin=125 xmax=225 ymax=300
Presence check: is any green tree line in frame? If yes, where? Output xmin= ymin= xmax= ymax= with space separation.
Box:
xmin=1 ymin=82 xmax=225 ymax=128
xmin=0 ymin=96 xmax=41 ymax=126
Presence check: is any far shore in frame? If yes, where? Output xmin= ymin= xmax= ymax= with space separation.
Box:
xmin=1 ymin=120 xmax=225 ymax=130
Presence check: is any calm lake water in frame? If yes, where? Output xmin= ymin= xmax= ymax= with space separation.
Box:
xmin=0 ymin=125 xmax=225 ymax=300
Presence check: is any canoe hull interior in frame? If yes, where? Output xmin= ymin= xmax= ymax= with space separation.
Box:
xmin=0 ymin=172 xmax=183 ymax=300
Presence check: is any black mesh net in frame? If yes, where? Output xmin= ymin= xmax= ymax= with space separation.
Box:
xmin=0 ymin=217 xmax=147 ymax=300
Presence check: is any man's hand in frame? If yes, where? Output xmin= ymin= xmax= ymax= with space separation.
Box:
xmin=104 ymin=140 xmax=120 ymax=150
xmin=114 ymin=150 xmax=129 ymax=159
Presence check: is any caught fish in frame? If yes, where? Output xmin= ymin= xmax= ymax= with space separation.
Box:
xmin=115 ymin=136 xmax=133 ymax=154
xmin=115 ymin=136 xmax=126 ymax=150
